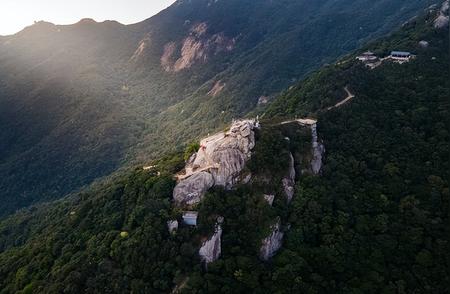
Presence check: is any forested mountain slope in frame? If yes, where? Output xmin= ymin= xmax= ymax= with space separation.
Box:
xmin=0 ymin=0 xmax=439 ymax=216
xmin=0 ymin=3 xmax=448 ymax=293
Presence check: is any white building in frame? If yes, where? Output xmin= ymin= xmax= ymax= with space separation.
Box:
xmin=182 ymin=211 xmax=198 ymax=226
xmin=356 ymin=51 xmax=377 ymax=62
xmin=390 ymin=51 xmax=413 ymax=62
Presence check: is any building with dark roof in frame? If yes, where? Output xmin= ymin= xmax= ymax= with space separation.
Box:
xmin=390 ymin=51 xmax=412 ymax=60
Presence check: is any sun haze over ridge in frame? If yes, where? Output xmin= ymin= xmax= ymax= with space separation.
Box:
xmin=0 ymin=0 xmax=176 ymax=35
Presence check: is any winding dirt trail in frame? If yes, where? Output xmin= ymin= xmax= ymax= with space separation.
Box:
xmin=327 ymin=86 xmax=355 ymax=110
xmin=279 ymin=118 xmax=317 ymax=126
xmin=274 ymin=86 xmax=355 ymax=175
xmin=167 ymin=87 xmax=356 ymax=179
xmin=176 ymin=163 xmax=220 ymax=181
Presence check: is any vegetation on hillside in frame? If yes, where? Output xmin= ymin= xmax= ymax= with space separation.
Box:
xmin=0 ymin=0 xmax=438 ymax=216
xmin=0 ymin=3 xmax=449 ymax=293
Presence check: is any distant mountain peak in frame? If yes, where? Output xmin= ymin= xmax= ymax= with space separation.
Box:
xmin=77 ymin=18 xmax=98 ymax=24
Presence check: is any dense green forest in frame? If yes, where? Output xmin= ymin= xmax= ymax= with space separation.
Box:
xmin=0 ymin=3 xmax=449 ymax=294
xmin=185 ymin=8 xmax=450 ymax=293
xmin=0 ymin=0 xmax=438 ymax=216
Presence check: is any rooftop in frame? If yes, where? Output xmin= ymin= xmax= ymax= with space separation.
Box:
xmin=183 ymin=211 xmax=198 ymax=218
xmin=391 ymin=51 xmax=411 ymax=56
xmin=182 ymin=211 xmax=198 ymax=226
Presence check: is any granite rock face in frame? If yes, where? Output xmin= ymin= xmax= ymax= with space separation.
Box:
xmin=161 ymin=22 xmax=235 ymax=72
xmin=434 ymin=0 xmax=449 ymax=29
xmin=294 ymin=119 xmax=324 ymax=175
xmin=167 ymin=220 xmax=179 ymax=233
xmin=174 ymin=120 xmax=257 ymax=205
xmin=173 ymin=172 xmax=214 ymax=205
xmin=199 ymin=217 xmax=224 ymax=264
xmin=282 ymin=152 xmax=296 ymax=203
xmin=311 ymin=123 xmax=325 ymax=175
xmin=263 ymin=194 xmax=275 ymax=206
xmin=260 ymin=219 xmax=284 ymax=261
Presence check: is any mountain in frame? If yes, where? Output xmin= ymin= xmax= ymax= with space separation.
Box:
xmin=0 ymin=0 xmax=440 ymax=216
xmin=0 ymin=3 xmax=448 ymax=293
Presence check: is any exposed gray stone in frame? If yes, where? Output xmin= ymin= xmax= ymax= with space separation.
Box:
xmin=434 ymin=15 xmax=449 ymax=28
xmin=419 ymin=40 xmax=429 ymax=48
xmin=260 ymin=219 xmax=284 ymax=260
xmin=167 ymin=220 xmax=179 ymax=233
xmin=434 ymin=0 xmax=449 ymax=29
xmin=311 ymin=123 xmax=325 ymax=175
xmin=174 ymin=120 xmax=257 ymax=204
xmin=199 ymin=217 xmax=224 ymax=264
xmin=282 ymin=153 xmax=296 ymax=203
xmin=263 ymin=194 xmax=275 ymax=206
xmin=173 ymin=172 xmax=214 ymax=205
xmin=210 ymin=148 xmax=246 ymax=188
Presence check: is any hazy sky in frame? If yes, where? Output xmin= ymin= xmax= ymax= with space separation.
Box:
xmin=0 ymin=0 xmax=176 ymax=36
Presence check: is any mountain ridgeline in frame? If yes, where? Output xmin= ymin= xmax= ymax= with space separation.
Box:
xmin=0 ymin=0 xmax=441 ymax=216
xmin=0 ymin=3 xmax=448 ymax=293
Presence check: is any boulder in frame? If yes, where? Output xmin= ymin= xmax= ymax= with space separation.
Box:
xmin=174 ymin=120 xmax=257 ymax=204
xmin=418 ymin=40 xmax=429 ymax=48
xmin=167 ymin=220 xmax=178 ymax=233
xmin=173 ymin=172 xmax=214 ymax=205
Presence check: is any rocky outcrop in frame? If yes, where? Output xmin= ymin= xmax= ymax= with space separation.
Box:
xmin=199 ymin=217 xmax=224 ymax=264
xmin=280 ymin=119 xmax=324 ymax=175
xmin=161 ymin=42 xmax=177 ymax=71
xmin=208 ymin=80 xmax=226 ymax=97
xmin=173 ymin=172 xmax=214 ymax=205
xmin=167 ymin=220 xmax=178 ymax=233
xmin=260 ymin=219 xmax=284 ymax=260
xmin=263 ymin=194 xmax=275 ymax=206
xmin=257 ymin=96 xmax=269 ymax=105
xmin=434 ymin=0 xmax=449 ymax=29
xmin=418 ymin=40 xmax=429 ymax=48
xmin=161 ymin=22 xmax=235 ymax=72
xmin=130 ymin=37 xmax=150 ymax=63
xmin=174 ymin=119 xmax=257 ymax=205
xmin=292 ymin=118 xmax=324 ymax=174
xmin=311 ymin=123 xmax=325 ymax=175
xmin=282 ymin=152 xmax=295 ymax=203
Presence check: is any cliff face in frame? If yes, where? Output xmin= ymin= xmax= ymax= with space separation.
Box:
xmin=199 ymin=217 xmax=224 ymax=264
xmin=173 ymin=120 xmax=257 ymax=205
xmin=160 ymin=22 xmax=235 ymax=72
xmin=173 ymin=172 xmax=214 ymax=206
xmin=434 ymin=0 xmax=449 ymax=28
xmin=282 ymin=152 xmax=296 ymax=203
xmin=311 ymin=123 xmax=325 ymax=175
xmin=259 ymin=219 xmax=284 ymax=261
xmin=173 ymin=117 xmax=323 ymax=262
